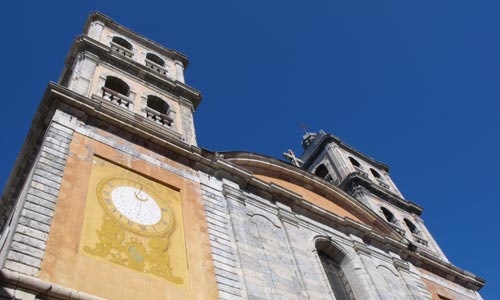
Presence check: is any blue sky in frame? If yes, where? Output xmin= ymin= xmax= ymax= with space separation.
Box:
xmin=1 ymin=1 xmax=498 ymax=298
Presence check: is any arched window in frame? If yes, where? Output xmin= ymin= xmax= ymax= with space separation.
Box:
xmin=145 ymin=53 xmax=167 ymax=75
xmin=315 ymin=164 xmax=333 ymax=182
xmin=146 ymin=53 xmax=165 ymax=66
xmin=370 ymin=168 xmax=381 ymax=179
xmin=104 ymin=76 xmax=129 ymax=96
xmin=316 ymin=240 xmax=357 ymax=300
xmin=111 ymin=36 xmax=133 ymax=58
xmin=348 ymin=157 xmax=361 ymax=168
xmin=112 ymin=36 xmax=132 ymax=50
xmin=102 ymin=76 xmax=132 ymax=108
xmin=380 ymin=207 xmax=395 ymax=223
xmin=145 ymin=95 xmax=173 ymax=126
xmin=404 ymin=218 xmax=419 ymax=234
xmin=147 ymin=95 xmax=169 ymax=114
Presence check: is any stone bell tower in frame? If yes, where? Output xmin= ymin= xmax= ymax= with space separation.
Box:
xmin=299 ymin=130 xmax=449 ymax=261
xmin=60 ymin=12 xmax=200 ymax=145
xmin=0 ymin=12 xmax=217 ymax=300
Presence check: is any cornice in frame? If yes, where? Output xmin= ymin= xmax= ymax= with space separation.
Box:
xmin=0 ymin=269 xmax=101 ymax=300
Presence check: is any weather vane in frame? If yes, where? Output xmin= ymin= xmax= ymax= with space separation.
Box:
xmin=298 ymin=123 xmax=309 ymax=134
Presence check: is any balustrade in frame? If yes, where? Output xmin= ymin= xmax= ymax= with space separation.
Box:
xmin=102 ymin=87 xmax=133 ymax=109
xmin=145 ymin=106 xmax=173 ymax=127
xmin=110 ymin=41 xmax=133 ymax=58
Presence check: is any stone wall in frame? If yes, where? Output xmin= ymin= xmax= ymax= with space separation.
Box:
xmin=199 ymin=173 xmax=457 ymax=300
xmin=1 ymin=110 xmax=75 ymax=276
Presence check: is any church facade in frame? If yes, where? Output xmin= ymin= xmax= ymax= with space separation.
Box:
xmin=0 ymin=12 xmax=484 ymax=300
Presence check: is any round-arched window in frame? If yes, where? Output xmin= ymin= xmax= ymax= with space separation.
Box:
xmin=316 ymin=239 xmax=358 ymax=300
xmin=104 ymin=76 xmax=130 ymax=96
xmin=404 ymin=218 xmax=419 ymax=234
xmin=370 ymin=168 xmax=382 ymax=179
xmin=380 ymin=207 xmax=395 ymax=223
xmin=348 ymin=157 xmax=361 ymax=168
xmin=147 ymin=95 xmax=169 ymax=115
xmin=112 ymin=36 xmax=132 ymax=50
xmin=146 ymin=53 xmax=165 ymax=66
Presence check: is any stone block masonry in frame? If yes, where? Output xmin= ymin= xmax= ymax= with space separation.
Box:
xmin=2 ymin=110 xmax=75 ymax=276
xmin=199 ymin=174 xmax=246 ymax=300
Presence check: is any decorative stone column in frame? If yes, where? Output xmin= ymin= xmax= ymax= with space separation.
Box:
xmin=68 ymin=51 xmax=99 ymax=97
xmin=88 ymin=20 xmax=105 ymax=40
xmin=393 ymin=258 xmax=432 ymax=300
xmin=326 ymin=144 xmax=350 ymax=181
xmin=349 ymin=240 xmax=383 ymax=300
xmin=276 ymin=203 xmax=311 ymax=300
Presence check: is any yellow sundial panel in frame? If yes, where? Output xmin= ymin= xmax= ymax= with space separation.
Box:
xmin=80 ymin=156 xmax=188 ymax=285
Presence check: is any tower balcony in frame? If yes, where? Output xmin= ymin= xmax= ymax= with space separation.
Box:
xmin=110 ymin=41 xmax=133 ymax=58
xmin=376 ymin=179 xmax=390 ymax=190
xmin=389 ymin=223 xmax=407 ymax=236
xmin=412 ymin=233 xmax=429 ymax=247
xmin=145 ymin=106 xmax=173 ymax=127
xmin=102 ymin=87 xmax=133 ymax=109
xmin=145 ymin=58 xmax=167 ymax=75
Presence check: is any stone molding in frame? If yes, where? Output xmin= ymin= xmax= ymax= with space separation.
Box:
xmin=0 ymin=269 xmax=101 ymax=300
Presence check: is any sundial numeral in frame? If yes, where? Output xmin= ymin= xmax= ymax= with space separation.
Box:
xmin=140 ymin=225 xmax=147 ymax=231
xmin=128 ymin=220 xmax=134 ymax=227
xmin=104 ymin=198 xmax=112 ymax=205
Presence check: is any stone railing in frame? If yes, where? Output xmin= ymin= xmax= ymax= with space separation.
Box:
xmin=377 ymin=179 xmax=390 ymax=189
xmin=145 ymin=107 xmax=173 ymax=127
xmin=390 ymin=223 xmax=406 ymax=236
xmin=102 ymin=87 xmax=133 ymax=109
xmin=145 ymin=59 xmax=167 ymax=75
xmin=353 ymin=169 xmax=369 ymax=180
xmin=412 ymin=233 xmax=429 ymax=246
xmin=110 ymin=41 xmax=133 ymax=58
